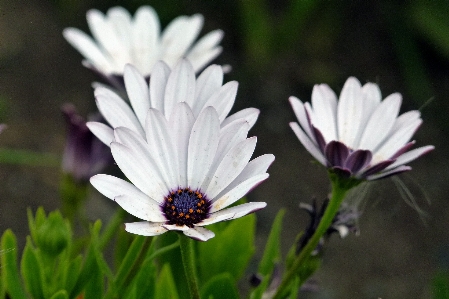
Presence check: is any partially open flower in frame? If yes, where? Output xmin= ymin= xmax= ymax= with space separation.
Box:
xmin=63 ymin=5 xmax=224 ymax=86
xmin=87 ymin=59 xmax=259 ymax=147
xmin=62 ymin=103 xmax=112 ymax=182
xmin=90 ymin=104 xmax=273 ymax=241
xmin=289 ymin=77 xmax=434 ymax=180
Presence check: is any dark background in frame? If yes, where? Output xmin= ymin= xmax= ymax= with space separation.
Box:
xmin=0 ymin=0 xmax=448 ymax=298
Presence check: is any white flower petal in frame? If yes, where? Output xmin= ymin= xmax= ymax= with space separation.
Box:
xmin=94 ymin=86 xmax=145 ymax=137
xmin=372 ymin=118 xmax=422 ymax=164
xmin=111 ymin=142 xmax=163 ymax=200
xmin=160 ymin=14 xmax=203 ymax=67
xmin=311 ymin=84 xmax=337 ymax=142
xmin=132 ymin=6 xmax=160 ymax=75
xmin=386 ymin=145 xmax=434 ymax=170
xmin=204 ymin=81 xmax=238 ymax=122
xmin=63 ymin=28 xmax=112 ymax=73
xmin=206 ymin=137 xmax=257 ymax=199
xmin=289 ymin=96 xmax=314 ymax=140
xmin=193 ymin=64 xmax=223 ymax=115
xmin=125 ymin=222 xmax=167 ymax=236
xmin=210 ymin=173 xmax=269 ymax=212
xmin=145 ymin=109 xmax=178 ymax=188
xmin=187 ymin=107 xmax=220 ymax=190
xmin=198 ymin=202 xmax=266 ymax=226
xmin=86 ymin=121 xmax=114 ymax=146
xmin=87 ymin=9 xmax=130 ymax=71
xmin=149 ymin=61 xmax=171 ymax=113
xmin=107 ymin=7 xmax=132 ymax=55
xmin=183 ymin=227 xmax=215 ymax=241
xmin=124 ymin=64 xmax=150 ymax=127
xmin=163 ymin=224 xmax=190 ymax=231
xmin=358 ymin=93 xmax=401 ymax=151
xmin=220 ymin=108 xmax=260 ymax=130
xmin=115 ymin=194 xmax=165 ymax=222
xmin=337 ymin=77 xmax=364 ymax=148
xmin=113 ymin=127 xmax=168 ymax=200
xmin=90 ymin=174 xmax=143 ymax=200
xmin=164 ymin=59 xmax=196 ymax=119
xmin=289 ymin=122 xmax=326 ymax=165
xmin=186 ymin=30 xmax=224 ymax=72
xmin=168 ymin=102 xmax=195 ymax=187
xmin=361 ymin=82 xmax=382 ymax=119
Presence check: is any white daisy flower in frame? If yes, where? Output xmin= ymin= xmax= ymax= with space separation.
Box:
xmin=63 ymin=6 xmax=223 ymax=77
xmin=90 ymin=104 xmax=273 ymax=241
xmin=289 ymin=77 xmax=434 ymax=180
xmin=87 ymin=59 xmax=259 ymax=146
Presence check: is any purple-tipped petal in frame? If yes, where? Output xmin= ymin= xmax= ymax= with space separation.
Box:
xmin=366 ymin=165 xmax=411 ymax=180
xmin=345 ymin=150 xmax=372 ymax=174
xmin=361 ymin=159 xmax=395 ymax=177
xmin=325 ymin=141 xmax=350 ymax=168
xmin=312 ymin=126 xmax=327 ymax=153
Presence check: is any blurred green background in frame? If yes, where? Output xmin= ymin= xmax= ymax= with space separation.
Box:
xmin=0 ymin=0 xmax=448 ymax=298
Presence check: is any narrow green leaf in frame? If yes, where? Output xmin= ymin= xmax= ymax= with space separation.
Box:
xmin=83 ymin=259 xmax=103 ymax=299
xmin=250 ymin=210 xmax=285 ymax=299
xmin=20 ymin=237 xmax=45 ymax=299
xmin=198 ymin=213 xmax=256 ymax=283
xmin=200 ymin=273 xmax=239 ymax=299
xmin=49 ymin=290 xmax=69 ymax=299
xmin=63 ymin=255 xmax=82 ymax=295
xmin=130 ymin=255 xmax=157 ymax=299
xmin=69 ymin=245 xmax=97 ymax=298
xmin=154 ymin=264 xmax=179 ymax=299
xmin=1 ymin=230 xmax=27 ymax=299
xmin=114 ymin=235 xmax=146 ymax=289
xmin=259 ymin=209 xmax=285 ymax=275
xmin=288 ymin=276 xmax=300 ymax=299
xmin=432 ymin=271 xmax=449 ymax=299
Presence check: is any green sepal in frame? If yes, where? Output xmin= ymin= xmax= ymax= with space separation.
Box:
xmin=154 ymin=263 xmax=180 ymax=299
xmin=20 ymin=237 xmax=46 ymax=299
xmin=1 ymin=229 xmax=27 ymax=299
xmin=49 ymin=290 xmax=69 ymax=299
xmin=197 ymin=213 xmax=256 ymax=282
xmin=200 ymin=273 xmax=239 ymax=299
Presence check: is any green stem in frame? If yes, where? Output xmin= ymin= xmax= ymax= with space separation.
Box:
xmin=273 ymin=179 xmax=351 ymax=299
xmin=179 ymin=235 xmax=200 ymax=299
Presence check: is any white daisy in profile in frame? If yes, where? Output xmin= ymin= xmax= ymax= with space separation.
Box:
xmin=289 ymin=77 xmax=434 ymax=180
xmin=87 ymin=59 xmax=259 ymax=146
xmin=90 ymin=104 xmax=273 ymax=241
xmin=63 ymin=6 xmax=223 ymax=79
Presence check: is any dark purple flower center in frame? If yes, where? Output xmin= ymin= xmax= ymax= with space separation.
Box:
xmin=162 ymin=188 xmax=211 ymax=228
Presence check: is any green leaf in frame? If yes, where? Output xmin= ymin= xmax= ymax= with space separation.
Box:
xmin=49 ymin=290 xmax=69 ymax=299
xmin=63 ymin=255 xmax=82 ymax=295
xmin=154 ymin=264 xmax=180 ymax=299
xmin=198 ymin=214 xmax=256 ymax=283
xmin=200 ymin=273 xmax=239 ymax=299
xmin=258 ymin=209 xmax=285 ymax=275
xmin=1 ymin=230 xmax=27 ymax=299
xmin=250 ymin=210 xmax=285 ymax=299
xmin=20 ymin=237 xmax=45 ymax=299
xmin=129 ymin=255 xmax=157 ymax=299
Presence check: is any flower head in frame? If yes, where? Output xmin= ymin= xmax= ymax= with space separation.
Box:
xmin=289 ymin=77 xmax=434 ymax=180
xmin=87 ymin=59 xmax=259 ymax=146
xmin=90 ymin=104 xmax=273 ymax=241
xmin=63 ymin=6 xmax=223 ymax=82
xmin=62 ymin=103 xmax=112 ymax=182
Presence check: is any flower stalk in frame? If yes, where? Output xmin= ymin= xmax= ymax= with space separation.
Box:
xmin=273 ymin=174 xmax=358 ymax=299
xmin=179 ymin=234 xmax=201 ymax=299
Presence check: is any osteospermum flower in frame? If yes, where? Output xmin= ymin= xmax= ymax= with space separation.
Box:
xmin=289 ymin=77 xmax=434 ymax=180
xmin=63 ymin=6 xmax=223 ymax=79
xmin=90 ymin=104 xmax=273 ymax=241
xmin=87 ymin=59 xmax=259 ymax=146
